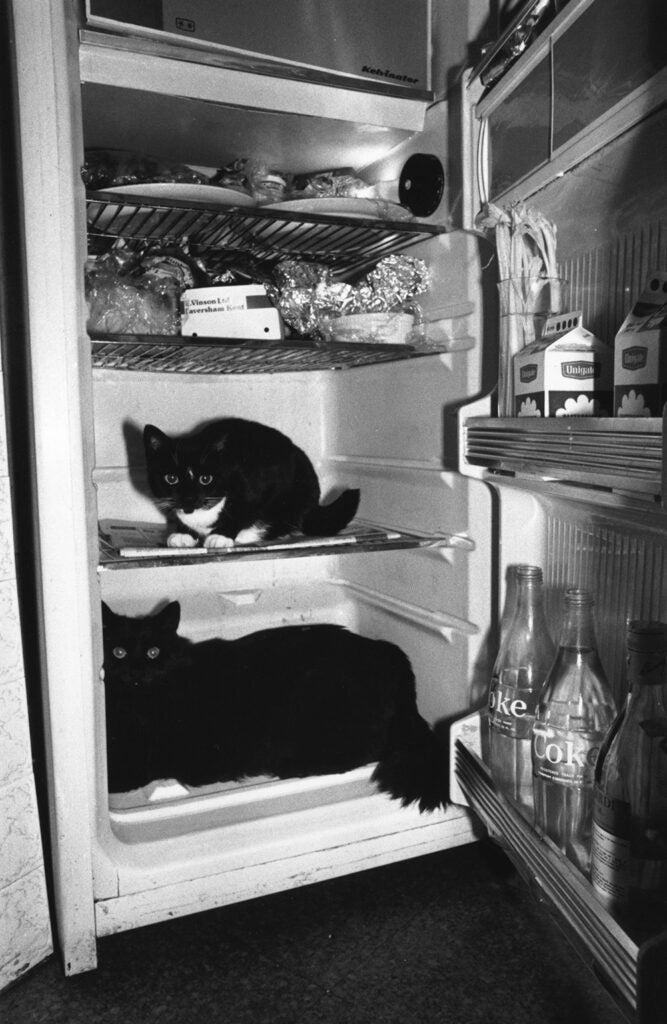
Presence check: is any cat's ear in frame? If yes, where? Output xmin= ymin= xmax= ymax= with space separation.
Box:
xmin=143 ymin=424 xmax=170 ymax=454
xmin=157 ymin=601 xmax=181 ymax=632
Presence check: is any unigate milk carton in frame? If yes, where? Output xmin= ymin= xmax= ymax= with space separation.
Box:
xmin=513 ymin=311 xmax=612 ymax=417
xmin=614 ymin=271 xmax=667 ymax=417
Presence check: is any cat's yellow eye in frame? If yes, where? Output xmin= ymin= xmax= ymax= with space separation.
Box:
xmin=146 ymin=647 xmax=160 ymax=660
xmin=199 ymin=474 xmax=213 ymax=486
xmin=164 ymin=473 xmax=179 ymax=485
xmin=112 ymin=646 xmax=127 ymax=659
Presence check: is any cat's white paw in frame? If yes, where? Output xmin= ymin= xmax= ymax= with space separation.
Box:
xmin=203 ymin=533 xmax=235 ymax=549
xmin=167 ymin=532 xmax=198 ymax=548
xmin=235 ymin=525 xmax=267 ymax=544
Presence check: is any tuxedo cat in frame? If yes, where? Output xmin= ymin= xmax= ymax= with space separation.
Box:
xmin=101 ymin=601 xmax=447 ymax=812
xmin=143 ymin=419 xmax=360 ymax=548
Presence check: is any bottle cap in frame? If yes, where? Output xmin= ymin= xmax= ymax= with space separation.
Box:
xmin=564 ymin=587 xmax=594 ymax=605
xmin=515 ymin=564 xmax=543 ymax=581
xmin=627 ymin=620 xmax=667 ymax=652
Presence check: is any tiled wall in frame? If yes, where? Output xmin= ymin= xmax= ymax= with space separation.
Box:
xmin=0 ymin=360 xmax=52 ymax=989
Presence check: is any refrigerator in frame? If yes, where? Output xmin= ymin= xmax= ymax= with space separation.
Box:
xmin=2 ymin=1 xmax=666 ymax=1019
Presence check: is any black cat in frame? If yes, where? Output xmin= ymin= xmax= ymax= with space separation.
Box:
xmin=143 ymin=419 xmax=360 ymax=548
xmin=101 ymin=601 xmax=447 ymax=812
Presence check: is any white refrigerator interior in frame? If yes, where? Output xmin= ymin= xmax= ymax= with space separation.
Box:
xmin=8 ymin=0 xmax=489 ymax=977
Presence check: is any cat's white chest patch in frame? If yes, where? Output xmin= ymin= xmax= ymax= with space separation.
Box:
xmin=176 ymin=498 xmax=226 ymax=537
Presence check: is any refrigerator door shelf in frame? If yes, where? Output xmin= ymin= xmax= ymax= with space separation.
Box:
xmin=454 ymin=739 xmax=667 ymax=1024
xmin=461 ymin=415 xmax=663 ymax=503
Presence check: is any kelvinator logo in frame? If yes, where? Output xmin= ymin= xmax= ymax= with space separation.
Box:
xmin=362 ymin=65 xmax=419 ymax=84
xmin=519 ymin=364 xmax=538 ymax=383
xmin=561 ymin=361 xmax=600 ymax=379
xmin=622 ymin=346 xmax=648 ymax=370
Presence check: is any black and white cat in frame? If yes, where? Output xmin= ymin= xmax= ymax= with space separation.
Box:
xmin=143 ymin=419 xmax=360 ymax=548
xmin=101 ymin=601 xmax=447 ymax=812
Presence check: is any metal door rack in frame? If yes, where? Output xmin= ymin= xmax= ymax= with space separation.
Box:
xmin=463 ymin=417 xmax=664 ymax=499
xmin=454 ymin=739 xmax=667 ymax=1024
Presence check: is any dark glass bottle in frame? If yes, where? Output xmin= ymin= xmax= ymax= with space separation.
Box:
xmin=532 ymin=588 xmax=616 ymax=874
xmin=591 ymin=621 xmax=667 ymax=938
xmin=488 ymin=564 xmax=555 ymax=821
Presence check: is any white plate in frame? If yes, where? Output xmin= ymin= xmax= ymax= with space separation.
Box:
xmin=97 ymin=183 xmax=256 ymax=207
xmin=262 ymin=197 xmax=413 ymax=220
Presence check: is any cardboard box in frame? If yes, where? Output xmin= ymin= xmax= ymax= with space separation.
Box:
xmin=181 ymin=285 xmax=284 ymax=339
xmin=85 ymin=0 xmax=430 ymax=94
xmin=513 ymin=311 xmax=612 ymax=417
xmin=614 ymin=271 xmax=667 ymax=417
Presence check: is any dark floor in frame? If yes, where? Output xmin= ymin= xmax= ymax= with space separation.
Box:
xmin=2 ymin=840 xmax=629 ymax=1024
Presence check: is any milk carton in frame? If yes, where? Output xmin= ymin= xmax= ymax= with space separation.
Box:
xmin=513 ymin=311 xmax=612 ymax=417
xmin=614 ymin=271 xmax=667 ymax=417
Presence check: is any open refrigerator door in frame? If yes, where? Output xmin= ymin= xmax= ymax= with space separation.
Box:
xmin=453 ymin=1 xmax=667 ymax=1019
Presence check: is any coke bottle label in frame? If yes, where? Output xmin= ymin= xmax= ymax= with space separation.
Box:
xmin=488 ymin=681 xmax=537 ymax=739
xmin=532 ymin=725 xmax=600 ymax=785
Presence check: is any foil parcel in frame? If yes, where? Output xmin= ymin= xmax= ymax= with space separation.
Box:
xmin=270 ymin=254 xmax=430 ymax=336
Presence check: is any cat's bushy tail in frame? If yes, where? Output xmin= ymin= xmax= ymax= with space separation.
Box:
xmin=372 ymin=711 xmax=448 ymax=814
xmin=302 ymin=488 xmax=361 ymax=536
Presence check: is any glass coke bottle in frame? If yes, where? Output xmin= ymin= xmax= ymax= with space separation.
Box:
xmin=591 ymin=621 xmax=667 ymax=939
xmin=488 ymin=564 xmax=555 ymax=821
xmin=532 ymin=588 xmax=616 ymax=874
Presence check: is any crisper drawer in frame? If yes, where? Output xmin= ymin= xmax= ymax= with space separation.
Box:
xmin=453 ymin=735 xmax=667 ymax=1024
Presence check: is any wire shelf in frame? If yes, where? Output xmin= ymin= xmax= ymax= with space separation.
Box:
xmin=86 ymin=191 xmax=447 ymax=277
xmin=90 ymin=333 xmax=451 ymax=374
xmin=97 ymin=519 xmax=458 ymax=570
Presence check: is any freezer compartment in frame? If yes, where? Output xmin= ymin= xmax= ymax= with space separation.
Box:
xmin=83 ymin=0 xmax=432 ymax=98
xmin=453 ymin=734 xmax=667 ymax=1024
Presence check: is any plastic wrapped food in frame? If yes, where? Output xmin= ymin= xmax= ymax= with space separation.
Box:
xmin=291 ymin=168 xmax=370 ymax=199
xmin=244 ymin=160 xmax=290 ymax=204
xmin=209 ymin=158 xmax=254 ymax=199
xmin=83 ymin=149 xmax=211 ymax=191
xmin=85 ymin=243 xmax=208 ymax=335
xmin=86 ymin=264 xmax=179 ymax=335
